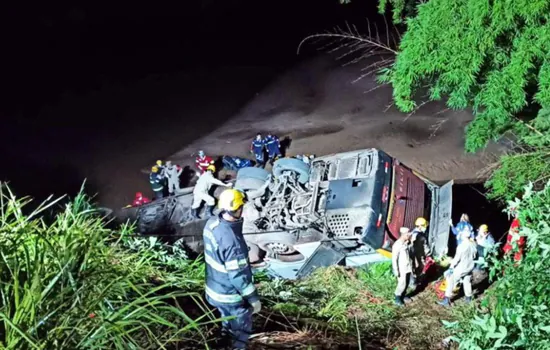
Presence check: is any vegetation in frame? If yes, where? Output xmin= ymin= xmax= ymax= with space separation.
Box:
xmin=0 ymin=185 xmax=216 ymax=349
xmin=373 ymin=0 xmax=550 ymax=200
xmin=379 ymin=0 xmax=550 ymax=150
xmin=257 ymin=262 xmax=472 ymax=349
xmin=448 ymin=182 xmax=550 ymax=349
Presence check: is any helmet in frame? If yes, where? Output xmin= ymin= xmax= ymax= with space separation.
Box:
xmin=415 ymin=217 xmax=428 ymax=227
xmin=156 ymin=160 xmax=163 ymax=167
xmin=135 ymin=192 xmax=143 ymax=198
xmin=207 ymin=164 xmax=216 ymax=172
xmin=198 ymin=150 xmax=205 ymax=157
xmin=218 ymin=189 xmax=246 ymax=211
xmin=479 ymin=224 xmax=489 ymax=233
xmin=151 ymin=166 xmax=159 ymax=173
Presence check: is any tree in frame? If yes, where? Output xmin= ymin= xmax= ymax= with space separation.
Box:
xmin=378 ymin=0 xmax=550 ymax=153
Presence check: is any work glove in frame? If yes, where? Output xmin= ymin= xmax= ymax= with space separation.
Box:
xmin=226 ymin=183 xmax=233 ymax=188
xmin=251 ymin=300 xmax=262 ymax=314
xmin=393 ymin=269 xmax=399 ymax=277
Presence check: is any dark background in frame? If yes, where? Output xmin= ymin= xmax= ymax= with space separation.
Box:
xmin=0 ymin=1 xmax=380 ymax=203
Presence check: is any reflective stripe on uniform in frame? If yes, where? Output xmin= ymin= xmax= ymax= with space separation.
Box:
xmin=205 ymin=285 xmax=243 ymax=303
xmin=209 ymin=220 xmax=220 ymax=230
xmin=225 ymin=259 xmax=239 ymax=270
xmin=205 ymin=254 xmax=227 ymax=273
xmin=241 ymin=283 xmax=256 ymax=297
xmin=224 ymin=258 xmax=248 ymax=271
xmin=203 ymin=230 xmax=219 ymax=250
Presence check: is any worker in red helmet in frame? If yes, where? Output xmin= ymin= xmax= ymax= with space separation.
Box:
xmin=503 ymin=207 xmax=525 ymax=263
xmin=132 ymin=192 xmax=151 ymax=207
xmin=195 ymin=150 xmax=215 ymax=175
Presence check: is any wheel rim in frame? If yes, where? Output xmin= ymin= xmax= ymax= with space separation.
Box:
xmin=264 ymin=242 xmax=296 ymax=255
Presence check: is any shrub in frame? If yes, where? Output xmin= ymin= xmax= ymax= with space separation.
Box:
xmin=454 ymin=182 xmax=550 ymax=349
xmin=0 ymin=186 xmax=215 ymax=349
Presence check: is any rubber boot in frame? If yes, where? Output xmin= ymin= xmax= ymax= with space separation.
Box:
xmin=394 ymin=295 xmax=405 ymax=307
xmin=206 ymin=205 xmax=215 ymax=217
xmin=191 ymin=208 xmax=200 ymax=219
xmin=438 ymin=297 xmax=451 ymax=307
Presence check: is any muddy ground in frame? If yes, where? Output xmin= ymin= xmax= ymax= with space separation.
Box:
xmin=169 ymin=55 xmax=504 ymax=189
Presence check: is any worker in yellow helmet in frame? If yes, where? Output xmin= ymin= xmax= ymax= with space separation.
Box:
xmin=475 ymin=224 xmax=495 ymax=260
xmin=410 ymin=217 xmax=433 ymax=290
xmin=149 ymin=166 xmax=164 ymax=199
xmin=155 ymin=160 xmax=167 ymax=177
xmin=191 ymin=164 xmax=232 ymax=219
xmin=202 ymin=189 xmax=261 ymax=349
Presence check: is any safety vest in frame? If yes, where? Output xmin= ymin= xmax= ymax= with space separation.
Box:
xmin=149 ymin=173 xmax=163 ymax=192
xmin=203 ymin=216 xmax=259 ymax=305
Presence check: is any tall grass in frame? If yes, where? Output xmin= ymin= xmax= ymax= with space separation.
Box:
xmin=0 ymin=184 xmax=216 ymax=349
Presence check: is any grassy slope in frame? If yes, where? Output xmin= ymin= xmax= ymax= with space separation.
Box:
xmin=253 ymin=263 xmax=474 ymax=349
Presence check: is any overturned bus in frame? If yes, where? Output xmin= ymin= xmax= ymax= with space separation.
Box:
xmin=120 ymin=148 xmax=452 ymax=278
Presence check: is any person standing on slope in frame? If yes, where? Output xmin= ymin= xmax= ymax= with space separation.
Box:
xmin=149 ymin=166 xmax=165 ymax=200
xmin=503 ymin=207 xmax=526 ymax=263
xmin=191 ymin=165 xmax=232 ymax=219
xmin=203 ymin=189 xmax=261 ymax=349
xmin=265 ymin=132 xmax=281 ymax=165
xmin=164 ymin=160 xmax=183 ymax=195
xmin=250 ymin=133 xmax=266 ymax=168
xmin=450 ymin=213 xmax=474 ymax=245
xmin=392 ymin=227 xmax=414 ymax=306
xmin=196 ymin=150 xmax=215 ymax=175
xmin=410 ymin=217 xmax=433 ymax=289
xmin=439 ymin=230 xmax=478 ymax=306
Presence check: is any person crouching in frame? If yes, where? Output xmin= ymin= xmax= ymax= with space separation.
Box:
xmin=439 ymin=230 xmax=478 ymax=306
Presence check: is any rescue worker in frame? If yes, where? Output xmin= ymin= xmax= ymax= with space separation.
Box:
xmin=155 ymin=160 xmax=166 ymax=177
xmin=411 ymin=217 xmax=433 ymax=288
xmin=250 ymin=133 xmax=266 ymax=168
xmin=203 ymin=189 xmax=261 ymax=349
xmin=164 ymin=160 xmax=183 ymax=195
xmin=149 ymin=166 xmax=165 ymax=200
xmin=132 ymin=192 xmax=151 ymax=207
xmin=476 ymin=224 xmax=495 ymax=256
xmin=265 ymin=132 xmax=281 ymax=165
xmin=196 ymin=150 xmax=215 ymax=175
xmin=392 ymin=227 xmax=414 ymax=306
xmin=450 ymin=213 xmax=474 ymax=245
xmin=503 ymin=207 xmax=525 ymax=262
xmin=475 ymin=224 xmax=495 ymax=271
xmin=439 ymin=230 xmax=478 ymax=306
xmin=191 ymin=165 xmax=232 ymax=219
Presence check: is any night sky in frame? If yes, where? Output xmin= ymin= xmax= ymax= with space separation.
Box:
xmin=1 ymin=1 xmax=380 ymax=204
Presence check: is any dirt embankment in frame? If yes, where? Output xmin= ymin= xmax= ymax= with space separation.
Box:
xmin=168 ymin=55 xmax=504 ymax=185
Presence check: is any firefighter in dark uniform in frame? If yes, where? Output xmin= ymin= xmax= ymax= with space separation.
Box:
xmin=202 ymin=188 xmax=261 ymax=349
